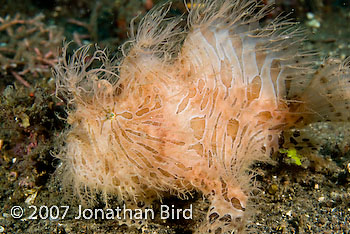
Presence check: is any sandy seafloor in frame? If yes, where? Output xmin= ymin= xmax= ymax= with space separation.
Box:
xmin=0 ymin=0 xmax=349 ymax=233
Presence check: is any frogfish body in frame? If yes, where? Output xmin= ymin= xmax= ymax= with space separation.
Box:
xmin=54 ymin=0 xmax=350 ymax=233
